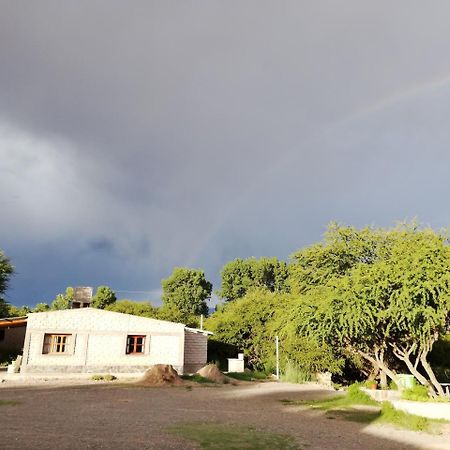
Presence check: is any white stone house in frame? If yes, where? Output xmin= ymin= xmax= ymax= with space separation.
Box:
xmin=17 ymin=308 xmax=210 ymax=375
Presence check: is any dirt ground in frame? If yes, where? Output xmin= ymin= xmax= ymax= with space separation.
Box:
xmin=0 ymin=381 xmax=449 ymax=450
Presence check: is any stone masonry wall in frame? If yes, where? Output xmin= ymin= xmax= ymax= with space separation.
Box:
xmin=22 ymin=309 xmax=186 ymax=374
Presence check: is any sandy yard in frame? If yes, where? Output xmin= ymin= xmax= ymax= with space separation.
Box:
xmin=0 ymin=380 xmax=449 ymax=450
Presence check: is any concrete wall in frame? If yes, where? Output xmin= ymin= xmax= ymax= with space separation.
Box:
xmin=22 ymin=309 xmax=186 ymax=374
xmin=183 ymin=329 xmax=207 ymax=373
xmin=0 ymin=326 xmax=26 ymax=356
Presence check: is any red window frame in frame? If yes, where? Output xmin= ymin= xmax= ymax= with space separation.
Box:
xmin=126 ymin=335 xmax=145 ymax=354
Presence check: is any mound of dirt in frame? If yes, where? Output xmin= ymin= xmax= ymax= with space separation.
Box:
xmin=196 ymin=364 xmax=227 ymax=384
xmin=138 ymin=364 xmax=183 ymax=386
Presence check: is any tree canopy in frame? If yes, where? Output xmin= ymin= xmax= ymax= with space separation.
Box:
xmin=0 ymin=250 xmax=14 ymax=317
xmin=161 ymin=267 xmax=212 ymax=318
xmin=91 ymin=286 xmax=117 ymax=309
xmin=217 ymin=257 xmax=289 ymax=301
xmin=289 ymin=224 xmax=450 ymax=396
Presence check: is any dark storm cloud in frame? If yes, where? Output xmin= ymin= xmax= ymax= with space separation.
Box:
xmin=2 ymin=1 xmax=450 ymax=305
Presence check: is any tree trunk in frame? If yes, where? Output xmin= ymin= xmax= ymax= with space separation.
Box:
xmin=391 ymin=343 xmax=435 ymax=394
xmin=420 ymin=334 xmax=445 ymax=397
xmin=356 ymin=349 xmax=397 ymax=385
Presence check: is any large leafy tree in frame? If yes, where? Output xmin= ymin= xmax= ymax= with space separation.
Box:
xmin=0 ymin=250 xmax=14 ymax=317
xmin=91 ymin=286 xmax=117 ymax=309
xmin=218 ymin=257 xmax=289 ymax=301
xmin=161 ymin=267 xmax=212 ymax=318
xmin=206 ymin=289 xmax=342 ymax=374
xmin=293 ymin=224 xmax=450 ymax=397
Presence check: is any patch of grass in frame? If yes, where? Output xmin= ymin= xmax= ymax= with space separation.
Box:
xmin=181 ymin=374 xmax=214 ymax=384
xmin=401 ymin=384 xmax=431 ymax=402
xmin=287 ymin=384 xmax=378 ymax=410
xmin=282 ymin=384 xmax=449 ymax=433
xmin=376 ymin=402 xmax=438 ymax=432
xmin=168 ymin=423 xmax=301 ymax=450
xmin=280 ymin=361 xmax=312 ymax=384
xmin=226 ymin=371 xmax=268 ymax=381
xmin=91 ymin=374 xmax=117 ymax=382
xmin=0 ymin=400 xmax=20 ymax=406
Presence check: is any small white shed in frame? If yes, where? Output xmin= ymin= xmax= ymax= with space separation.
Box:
xmin=20 ymin=308 xmax=210 ymax=375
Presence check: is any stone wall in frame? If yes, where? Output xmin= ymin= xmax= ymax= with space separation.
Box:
xmin=22 ymin=309 xmax=185 ymax=374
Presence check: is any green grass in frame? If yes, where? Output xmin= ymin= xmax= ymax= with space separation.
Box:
xmin=0 ymin=400 xmax=20 ymax=406
xmin=282 ymin=384 xmax=448 ymax=433
xmin=401 ymin=384 xmax=431 ymax=402
xmin=181 ymin=374 xmax=214 ymax=383
xmin=285 ymin=383 xmax=377 ymax=410
xmin=168 ymin=423 xmax=301 ymax=450
xmin=226 ymin=371 xmax=268 ymax=381
xmin=280 ymin=361 xmax=312 ymax=384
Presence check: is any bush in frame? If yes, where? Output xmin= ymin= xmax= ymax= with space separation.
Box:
xmin=91 ymin=374 xmax=117 ymax=381
xmin=401 ymin=384 xmax=431 ymax=402
xmin=280 ymin=361 xmax=312 ymax=384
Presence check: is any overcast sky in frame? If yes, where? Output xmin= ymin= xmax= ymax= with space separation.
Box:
xmin=2 ymin=2 xmax=450 ymax=307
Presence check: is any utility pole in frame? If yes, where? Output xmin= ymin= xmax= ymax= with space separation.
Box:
xmin=200 ymin=314 xmax=204 ymax=330
xmin=275 ymin=335 xmax=279 ymax=380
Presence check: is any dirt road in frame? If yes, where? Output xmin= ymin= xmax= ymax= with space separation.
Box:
xmin=0 ymin=381 xmax=449 ymax=449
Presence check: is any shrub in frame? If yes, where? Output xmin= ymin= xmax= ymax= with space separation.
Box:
xmin=91 ymin=374 xmax=117 ymax=381
xmin=280 ymin=361 xmax=312 ymax=384
xmin=401 ymin=384 xmax=431 ymax=402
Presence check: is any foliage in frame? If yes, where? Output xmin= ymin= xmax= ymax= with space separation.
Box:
xmin=217 ymin=257 xmax=289 ymax=301
xmin=429 ymin=333 xmax=450 ymax=369
xmin=401 ymin=384 xmax=431 ymax=402
xmin=376 ymin=402 xmax=434 ymax=432
xmin=91 ymin=374 xmax=117 ymax=381
xmin=226 ymin=371 xmax=268 ymax=381
xmin=0 ymin=250 xmax=14 ymax=317
xmin=7 ymin=304 xmax=31 ymax=317
xmin=280 ymin=361 xmax=312 ymax=383
xmin=168 ymin=423 xmax=299 ymax=450
xmin=161 ymin=267 xmax=212 ymax=319
xmin=291 ymin=223 xmax=450 ymax=397
xmin=91 ymin=286 xmax=117 ymax=309
xmin=157 ymin=303 xmax=201 ymax=327
xmin=33 ymin=302 xmax=50 ymax=312
xmin=180 ymin=374 xmax=213 ymax=384
xmin=206 ymin=289 xmax=289 ymax=371
xmin=105 ymin=300 xmax=158 ymax=318
xmin=50 ymin=287 xmax=74 ymax=310
xmin=207 ymin=289 xmax=341 ymax=375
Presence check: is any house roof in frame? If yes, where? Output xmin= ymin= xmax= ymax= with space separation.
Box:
xmin=0 ymin=316 xmax=27 ymax=328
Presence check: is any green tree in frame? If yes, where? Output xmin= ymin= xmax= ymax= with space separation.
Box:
xmin=206 ymin=289 xmax=342 ymax=374
xmin=0 ymin=250 xmax=14 ymax=317
xmin=106 ymin=299 xmax=158 ymax=318
xmin=50 ymin=287 xmax=74 ymax=310
xmin=218 ymin=257 xmax=289 ymax=301
xmin=161 ymin=267 xmax=212 ymax=318
xmin=91 ymin=286 xmax=117 ymax=309
xmin=7 ymin=304 xmax=31 ymax=317
xmin=33 ymin=302 xmax=50 ymax=312
xmin=293 ymin=224 xmax=450 ymax=397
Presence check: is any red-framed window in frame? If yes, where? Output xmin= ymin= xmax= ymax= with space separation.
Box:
xmin=126 ymin=335 xmax=145 ymax=354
